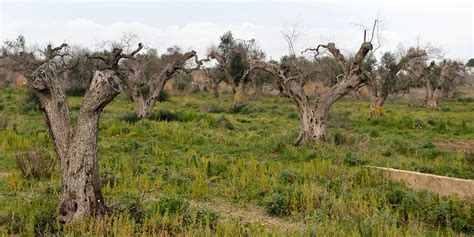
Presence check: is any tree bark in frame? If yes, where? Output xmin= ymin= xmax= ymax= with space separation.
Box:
xmin=120 ymin=51 xmax=202 ymax=119
xmin=424 ymin=82 xmax=438 ymax=109
xmin=32 ymin=65 xmax=120 ymax=223
xmin=252 ymin=40 xmax=373 ymax=145
xmin=203 ymin=69 xmax=221 ymax=98
xmin=233 ymin=69 xmax=251 ymax=105
xmin=294 ymin=104 xmax=328 ymax=145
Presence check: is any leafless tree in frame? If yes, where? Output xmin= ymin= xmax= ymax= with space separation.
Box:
xmin=411 ymin=58 xmax=466 ymax=108
xmin=30 ymin=43 xmax=123 ymax=223
xmin=366 ymin=48 xmax=426 ymax=115
xmin=282 ymin=21 xmax=304 ymax=56
xmin=116 ymin=46 xmax=208 ymax=118
xmin=251 ymin=22 xmax=377 ymax=145
xmin=202 ymin=66 xmax=226 ymax=97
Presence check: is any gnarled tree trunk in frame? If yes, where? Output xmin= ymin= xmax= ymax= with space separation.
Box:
xmin=120 ymin=50 xmax=205 ymax=119
xmin=295 ymin=104 xmax=328 ymax=145
xmin=32 ymin=64 xmax=120 ymax=223
xmin=233 ymin=70 xmax=251 ymax=105
xmin=252 ymin=40 xmax=373 ymax=145
xmin=424 ymin=81 xmax=439 ymax=109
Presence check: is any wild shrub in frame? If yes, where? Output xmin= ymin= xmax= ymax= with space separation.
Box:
xmin=201 ymin=104 xmax=229 ymax=113
xmin=435 ymin=118 xmax=448 ymax=132
xmin=229 ymin=103 xmax=252 ymax=114
xmin=417 ymin=142 xmax=445 ymax=159
xmin=156 ymin=109 xmax=181 ymax=122
xmin=156 ymin=195 xmax=190 ymax=215
xmin=383 ymin=183 xmax=473 ymax=233
xmin=391 ymin=138 xmax=411 ymax=155
xmin=333 ymin=131 xmax=348 ymax=145
xmin=368 ymin=128 xmax=379 ymax=137
xmin=264 ymin=186 xmax=304 ymax=216
xmin=279 ymin=168 xmax=301 ymax=184
xmin=120 ymin=113 xmax=141 ymax=123
xmin=206 ymin=161 xmax=228 ymax=177
xmin=150 ymin=195 xmax=220 ymax=230
xmin=210 ymin=115 xmax=234 ymax=130
xmin=158 ymin=91 xmax=170 ymax=102
xmin=115 ymin=194 xmax=145 ymax=224
xmin=343 ymin=152 xmax=366 ymax=166
xmin=0 ymin=196 xmax=57 ymax=235
xmin=440 ymin=105 xmax=451 ymax=112
xmin=457 ymin=97 xmax=474 ymax=103
xmin=15 ymin=149 xmax=56 ymax=179
xmin=20 ymin=91 xmax=39 ymax=114
xmin=193 ymin=205 xmax=220 ymax=230
xmin=166 ymin=173 xmax=191 ymax=187
xmin=287 ymin=111 xmax=298 ymax=119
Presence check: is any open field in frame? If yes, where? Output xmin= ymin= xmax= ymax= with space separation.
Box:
xmin=0 ymin=87 xmax=473 ymax=235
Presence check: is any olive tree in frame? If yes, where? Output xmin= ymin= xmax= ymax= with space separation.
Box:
xmin=30 ymin=43 xmax=127 ymax=222
xmin=252 ymin=29 xmax=375 ymax=144
xmin=408 ymin=48 xmax=466 ymax=109
xmin=209 ymin=31 xmax=265 ymax=104
xmin=116 ymin=46 xmax=207 ymax=119
xmin=419 ymin=60 xmax=466 ymax=108
xmin=366 ymin=48 xmax=426 ymax=115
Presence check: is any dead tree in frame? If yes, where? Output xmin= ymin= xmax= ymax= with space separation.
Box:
xmin=32 ymin=43 xmax=122 ymax=223
xmin=252 ymin=27 xmax=375 ymax=145
xmin=367 ymin=49 xmax=426 ymax=115
xmin=118 ymin=48 xmax=207 ymax=118
xmin=203 ymin=67 xmax=224 ymax=97
xmin=419 ymin=60 xmax=465 ymax=108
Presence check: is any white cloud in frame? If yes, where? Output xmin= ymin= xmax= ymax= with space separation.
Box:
xmin=1 ymin=0 xmax=471 ymax=61
xmin=2 ymin=18 xmax=411 ymax=60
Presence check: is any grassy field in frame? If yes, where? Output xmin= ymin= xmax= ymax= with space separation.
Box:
xmin=0 ymin=87 xmax=473 ymax=235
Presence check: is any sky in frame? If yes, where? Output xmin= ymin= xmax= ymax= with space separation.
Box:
xmin=1 ymin=0 xmax=473 ymax=62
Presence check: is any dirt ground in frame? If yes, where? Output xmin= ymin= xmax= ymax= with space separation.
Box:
xmin=435 ymin=140 xmax=474 ymax=153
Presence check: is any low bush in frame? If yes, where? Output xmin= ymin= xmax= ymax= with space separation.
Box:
xmin=210 ymin=115 xmax=234 ymax=130
xmin=201 ymin=104 xmax=229 ymax=113
xmin=15 ymin=149 xmax=56 ymax=179
xmin=158 ymin=91 xmax=170 ymax=102
xmin=20 ymin=91 xmax=39 ymax=114
xmin=279 ymin=168 xmax=301 ymax=184
xmin=264 ymin=186 xmax=304 ymax=216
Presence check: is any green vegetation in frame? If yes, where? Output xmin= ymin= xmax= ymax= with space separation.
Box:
xmin=0 ymin=87 xmax=472 ymax=235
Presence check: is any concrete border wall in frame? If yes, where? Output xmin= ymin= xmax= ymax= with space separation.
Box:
xmin=369 ymin=166 xmax=474 ymax=199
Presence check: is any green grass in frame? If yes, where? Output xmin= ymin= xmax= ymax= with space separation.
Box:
xmin=0 ymin=87 xmax=473 ymax=235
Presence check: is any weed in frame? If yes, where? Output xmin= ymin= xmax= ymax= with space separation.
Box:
xmin=15 ymin=149 xmax=56 ymax=179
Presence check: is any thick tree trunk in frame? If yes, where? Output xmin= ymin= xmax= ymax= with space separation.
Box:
xmin=232 ymin=70 xmax=251 ymax=105
xmin=252 ymin=40 xmax=373 ymax=146
xmin=32 ymin=66 xmax=120 ymax=223
xmin=424 ymin=82 xmax=439 ymax=109
xmin=370 ymin=93 xmax=388 ymax=116
xmin=32 ymin=64 xmax=73 ymax=160
xmin=294 ymin=105 xmax=328 ymax=145
xmin=233 ymin=80 xmax=246 ymax=105
xmin=206 ymin=77 xmax=220 ymax=98
xmin=132 ymin=95 xmax=149 ymax=118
